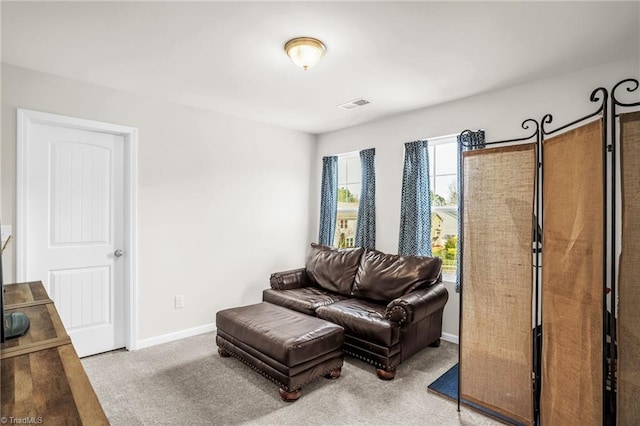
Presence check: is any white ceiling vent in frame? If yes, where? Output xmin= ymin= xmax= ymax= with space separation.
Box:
xmin=338 ymin=98 xmax=370 ymax=110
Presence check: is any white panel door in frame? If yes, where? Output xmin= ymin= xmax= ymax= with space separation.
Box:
xmin=24 ymin=123 xmax=125 ymax=357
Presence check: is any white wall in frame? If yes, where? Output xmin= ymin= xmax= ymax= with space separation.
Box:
xmin=1 ymin=64 xmax=316 ymax=343
xmin=3 ymin=59 xmax=638 ymax=347
xmin=314 ymin=59 xmax=640 ymax=340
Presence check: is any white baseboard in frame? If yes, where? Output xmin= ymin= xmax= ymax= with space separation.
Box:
xmin=134 ymin=323 xmax=216 ymax=350
xmin=441 ymin=332 xmax=459 ymax=345
xmin=134 ymin=324 xmax=458 ymax=350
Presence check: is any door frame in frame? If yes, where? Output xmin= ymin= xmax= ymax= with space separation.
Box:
xmin=16 ymin=108 xmax=139 ymax=351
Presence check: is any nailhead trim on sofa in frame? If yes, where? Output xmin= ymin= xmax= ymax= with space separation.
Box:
xmin=385 ymin=305 xmax=408 ymax=325
xmin=342 ymin=348 xmax=400 ymax=370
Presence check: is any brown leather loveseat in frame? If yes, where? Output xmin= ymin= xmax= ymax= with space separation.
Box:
xmin=263 ymin=243 xmax=449 ymax=380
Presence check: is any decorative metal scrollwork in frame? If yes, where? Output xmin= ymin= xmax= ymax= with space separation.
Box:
xmin=542 ymin=87 xmax=608 ymax=135
xmin=611 ymin=78 xmax=640 ymax=107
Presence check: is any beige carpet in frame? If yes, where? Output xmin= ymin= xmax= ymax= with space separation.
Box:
xmin=82 ymin=333 xmax=501 ymax=425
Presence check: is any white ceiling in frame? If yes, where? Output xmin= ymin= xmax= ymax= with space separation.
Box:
xmin=2 ymin=1 xmax=639 ymax=135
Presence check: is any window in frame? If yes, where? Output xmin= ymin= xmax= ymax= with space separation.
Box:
xmin=335 ymin=153 xmax=360 ymax=248
xmin=428 ymin=135 xmax=459 ymax=278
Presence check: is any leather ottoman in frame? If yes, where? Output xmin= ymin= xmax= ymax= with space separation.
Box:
xmin=216 ymin=302 xmax=344 ymax=402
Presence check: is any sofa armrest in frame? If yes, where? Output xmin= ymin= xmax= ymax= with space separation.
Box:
xmin=385 ymin=283 xmax=449 ymax=326
xmin=269 ymin=268 xmax=309 ymax=290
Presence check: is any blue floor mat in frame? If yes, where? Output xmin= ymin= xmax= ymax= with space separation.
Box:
xmin=427 ymin=363 xmax=524 ymax=425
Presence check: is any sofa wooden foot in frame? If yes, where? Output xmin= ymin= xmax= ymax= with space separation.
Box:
xmin=279 ymin=388 xmax=301 ymax=402
xmin=428 ymin=338 xmax=441 ymax=348
xmin=325 ymin=367 xmax=341 ymax=380
xmin=218 ymin=347 xmax=231 ymax=357
xmin=376 ymin=368 xmax=396 ymax=380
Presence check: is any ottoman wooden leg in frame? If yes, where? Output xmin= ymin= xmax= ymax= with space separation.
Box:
xmin=218 ymin=347 xmax=231 ymax=357
xmin=376 ymin=368 xmax=396 ymax=380
xmin=279 ymin=388 xmax=301 ymax=402
xmin=325 ymin=367 xmax=342 ymax=380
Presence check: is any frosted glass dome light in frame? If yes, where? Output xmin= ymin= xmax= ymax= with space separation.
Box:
xmin=284 ymin=37 xmax=326 ymax=71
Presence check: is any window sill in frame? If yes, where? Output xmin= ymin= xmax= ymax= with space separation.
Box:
xmin=441 ymin=275 xmax=456 ymax=285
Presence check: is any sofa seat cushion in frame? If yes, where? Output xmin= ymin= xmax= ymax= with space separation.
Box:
xmin=305 ymin=243 xmax=364 ymax=296
xmin=316 ymin=299 xmax=400 ymax=347
xmin=353 ymin=249 xmax=443 ymax=303
xmin=262 ymin=287 xmax=349 ymax=316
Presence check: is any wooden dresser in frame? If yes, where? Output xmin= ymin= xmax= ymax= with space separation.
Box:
xmin=1 ymin=282 xmax=108 ymax=425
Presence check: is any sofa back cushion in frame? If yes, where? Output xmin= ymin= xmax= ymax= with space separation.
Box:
xmin=305 ymin=243 xmax=364 ymax=296
xmin=353 ymin=249 xmax=443 ymax=303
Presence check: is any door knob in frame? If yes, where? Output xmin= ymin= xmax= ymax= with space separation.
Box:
xmin=114 ymin=249 xmax=124 ymax=257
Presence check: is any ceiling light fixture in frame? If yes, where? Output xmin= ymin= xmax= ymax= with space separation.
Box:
xmin=284 ymin=37 xmax=326 ymax=71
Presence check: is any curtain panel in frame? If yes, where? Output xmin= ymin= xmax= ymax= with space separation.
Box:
xmin=355 ymin=148 xmax=376 ymax=249
xmin=318 ymin=156 xmax=338 ymax=246
xmin=456 ymin=130 xmax=485 ymax=292
xmin=398 ymin=140 xmax=432 ymax=256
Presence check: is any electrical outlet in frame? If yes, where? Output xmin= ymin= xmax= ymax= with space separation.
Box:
xmin=1 ymin=225 xmax=12 ymax=243
xmin=175 ymin=295 xmax=185 ymax=309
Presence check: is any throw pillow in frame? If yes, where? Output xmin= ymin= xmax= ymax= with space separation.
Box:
xmin=305 ymin=243 xmax=364 ymax=296
xmin=353 ymin=249 xmax=442 ymax=303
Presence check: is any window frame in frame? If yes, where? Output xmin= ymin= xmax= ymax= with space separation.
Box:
xmin=334 ymin=151 xmax=361 ymax=249
xmin=428 ymin=134 xmax=459 ymax=282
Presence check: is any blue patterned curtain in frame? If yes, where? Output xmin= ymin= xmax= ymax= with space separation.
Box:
xmin=318 ymin=156 xmax=338 ymax=246
xmin=355 ymin=148 xmax=376 ymax=249
xmin=398 ymin=140 xmax=432 ymax=256
xmin=456 ymin=130 xmax=485 ymax=292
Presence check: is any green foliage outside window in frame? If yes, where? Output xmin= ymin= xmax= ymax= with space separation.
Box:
xmin=444 ymin=235 xmax=457 ymax=253
xmin=432 ymin=235 xmax=457 ymax=274
xmin=338 ymin=187 xmax=359 ymax=203
xmin=430 ymin=183 xmax=457 ymax=207
xmin=446 ymin=182 xmax=458 ymax=205
xmin=431 ymin=191 xmax=446 ymax=206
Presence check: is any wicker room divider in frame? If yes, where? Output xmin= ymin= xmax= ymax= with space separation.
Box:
xmin=460 ymin=144 xmax=536 ymax=425
xmin=457 ymin=79 xmax=640 ymax=425
xmin=541 ymin=119 xmax=604 ymax=425
xmin=617 ymin=110 xmax=640 ymax=426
